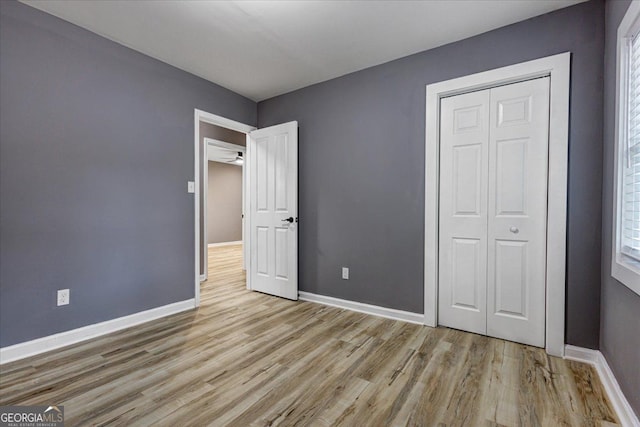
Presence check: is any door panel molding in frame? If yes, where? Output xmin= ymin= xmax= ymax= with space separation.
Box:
xmin=425 ymin=52 xmax=570 ymax=357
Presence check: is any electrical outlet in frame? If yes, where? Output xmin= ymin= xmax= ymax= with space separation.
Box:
xmin=57 ymin=289 xmax=69 ymax=306
xmin=342 ymin=267 xmax=349 ymax=280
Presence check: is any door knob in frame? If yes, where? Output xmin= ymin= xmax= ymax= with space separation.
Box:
xmin=509 ymin=226 xmax=519 ymax=234
xmin=282 ymin=217 xmax=294 ymax=223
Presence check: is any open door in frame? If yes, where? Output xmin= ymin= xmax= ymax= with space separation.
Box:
xmin=248 ymin=121 xmax=298 ymax=300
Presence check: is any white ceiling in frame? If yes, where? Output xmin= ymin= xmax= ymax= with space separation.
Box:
xmin=21 ymin=0 xmax=585 ymax=101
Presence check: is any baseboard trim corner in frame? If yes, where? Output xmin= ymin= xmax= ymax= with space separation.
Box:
xmin=564 ymin=344 xmax=600 ymax=364
xmin=565 ymin=345 xmax=639 ymax=427
xmin=0 ymin=299 xmax=196 ymax=365
xmin=298 ymin=291 xmax=424 ymax=325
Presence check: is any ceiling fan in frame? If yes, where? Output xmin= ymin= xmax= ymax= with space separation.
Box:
xmin=208 ymin=146 xmax=243 ymax=165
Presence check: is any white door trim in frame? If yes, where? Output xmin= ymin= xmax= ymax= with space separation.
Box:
xmin=424 ymin=52 xmax=570 ymax=357
xmin=194 ymin=109 xmax=255 ymax=307
xmin=202 ymin=138 xmax=246 ymax=280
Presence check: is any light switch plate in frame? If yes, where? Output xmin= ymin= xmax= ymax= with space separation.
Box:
xmin=187 ymin=181 xmax=195 ymax=193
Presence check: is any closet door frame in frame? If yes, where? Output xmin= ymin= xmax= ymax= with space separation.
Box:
xmin=424 ymin=52 xmax=570 ymax=357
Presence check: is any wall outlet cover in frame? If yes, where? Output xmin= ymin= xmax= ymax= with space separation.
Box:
xmin=57 ymin=289 xmax=70 ymax=306
xmin=342 ymin=267 xmax=349 ymax=280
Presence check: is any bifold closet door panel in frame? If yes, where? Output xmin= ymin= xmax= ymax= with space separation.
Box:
xmin=486 ymin=77 xmax=550 ymax=347
xmin=438 ymin=89 xmax=490 ymax=335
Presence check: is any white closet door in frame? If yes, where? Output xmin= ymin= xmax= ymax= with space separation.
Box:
xmin=487 ymin=77 xmax=549 ymax=347
xmin=438 ymin=89 xmax=490 ymax=335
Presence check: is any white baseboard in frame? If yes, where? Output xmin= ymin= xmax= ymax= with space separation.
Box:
xmin=208 ymin=241 xmax=242 ymax=248
xmin=564 ymin=345 xmax=600 ymax=364
xmin=200 ymin=274 xmax=206 ymax=282
xmin=565 ymin=345 xmax=639 ymax=427
xmin=298 ymin=291 xmax=424 ymax=325
xmin=0 ymin=299 xmax=196 ymax=365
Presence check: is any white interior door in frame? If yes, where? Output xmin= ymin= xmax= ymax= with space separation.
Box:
xmin=438 ymin=78 xmax=549 ymax=347
xmin=487 ymin=78 xmax=549 ymax=347
xmin=248 ymin=121 xmax=298 ymax=300
xmin=438 ymin=89 xmax=490 ymax=335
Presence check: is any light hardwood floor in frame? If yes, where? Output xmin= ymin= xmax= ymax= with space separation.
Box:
xmin=0 ymin=245 xmax=618 ymax=426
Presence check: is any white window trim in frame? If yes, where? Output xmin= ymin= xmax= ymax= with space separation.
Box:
xmin=612 ymin=1 xmax=640 ymax=296
xmin=424 ymin=52 xmax=570 ymax=357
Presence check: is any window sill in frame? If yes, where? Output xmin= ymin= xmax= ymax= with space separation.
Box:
xmin=612 ymin=254 xmax=640 ymax=296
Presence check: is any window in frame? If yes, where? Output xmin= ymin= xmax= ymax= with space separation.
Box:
xmin=623 ymin=22 xmax=640 ymax=260
xmin=613 ymin=1 xmax=640 ymax=295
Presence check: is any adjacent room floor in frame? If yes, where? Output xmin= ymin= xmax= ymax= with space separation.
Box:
xmin=0 ymin=245 xmax=618 ymax=426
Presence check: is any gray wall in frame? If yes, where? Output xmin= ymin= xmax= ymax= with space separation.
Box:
xmin=1 ymin=0 xmax=624 ymax=362
xmin=207 ymin=162 xmax=243 ymax=244
xmin=258 ymin=0 xmax=605 ymax=348
xmin=601 ymin=0 xmax=640 ymax=416
xmin=0 ymin=1 xmax=256 ymax=347
xmin=199 ymin=123 xmax=246 ymax=275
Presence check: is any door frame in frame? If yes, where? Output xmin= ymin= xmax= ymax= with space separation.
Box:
xmin=194 ymin=109 xmax=255 ymax=307
xmin=202 ymin=138 xmax=247 ymax=281
xmin=424 ymin=52 xmax=570 ymax=357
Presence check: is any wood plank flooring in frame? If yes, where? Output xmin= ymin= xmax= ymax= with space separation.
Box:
xmin=0 ymin=245 xmax=618 ymax=426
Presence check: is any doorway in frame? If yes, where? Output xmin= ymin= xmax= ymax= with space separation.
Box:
xmin=194 ymin=110 xmax=255 ymax=306
xmin=193 ymin=110 xmax=300 ymax=306
xmin=203 ymin=137 xmax=247 ymax=281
